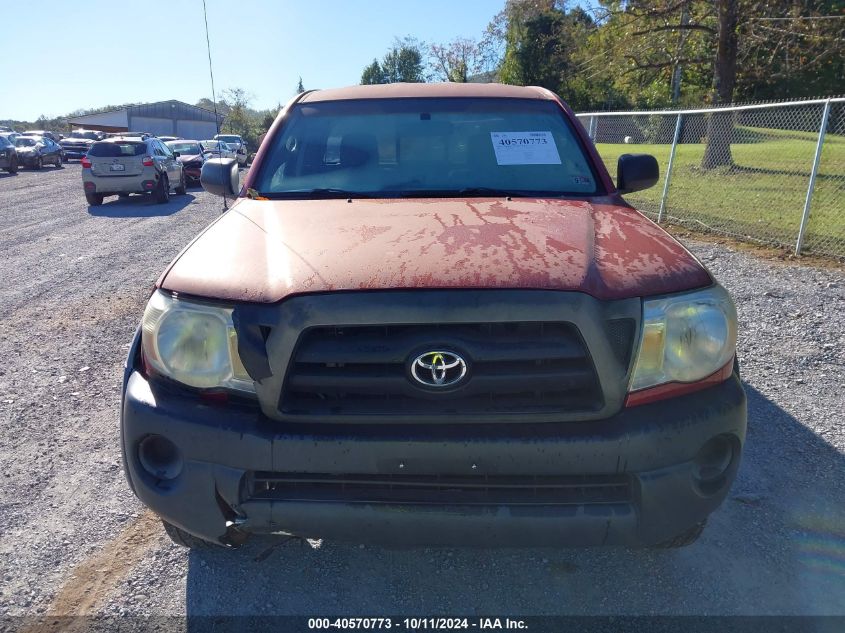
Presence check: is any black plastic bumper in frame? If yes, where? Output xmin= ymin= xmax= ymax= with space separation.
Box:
xmin=121 ymin=340 xmax=747 ymax=548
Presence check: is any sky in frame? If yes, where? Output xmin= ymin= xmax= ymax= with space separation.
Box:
xmin=1 ymin=0 xmax=508 ymax=121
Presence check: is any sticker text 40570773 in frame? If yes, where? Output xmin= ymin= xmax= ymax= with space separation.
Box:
xmin=490 ymin=131 xmax=562 ymax=165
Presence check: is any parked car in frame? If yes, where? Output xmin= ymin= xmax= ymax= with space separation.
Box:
xmin=81 ymin=136 xmax=185 ymax=206
xmin=0 ymin=135 xmax=18 ymax=173
xmin=200 ymin=139 xmax=236 ymax=160
xmin=23 ymin=129 xmax=59 ymax=142
xmin=165 ymin=140 xmax=207 ymax=185
xmin=60 ymin=129 xmax=102 ymax=161
xmin=122 ymin=83 xmax=745 ymax=550
xmin=14 ymin=135 xmax=63 ymax=169
xmin=105 ymin=132 xmax=152 ymax=140
xmin=213 ymin=133 xmax=248 ymax=166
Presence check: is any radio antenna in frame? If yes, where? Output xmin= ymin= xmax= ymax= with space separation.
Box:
xmin=201 ymin=0 xmax=227 ymax=212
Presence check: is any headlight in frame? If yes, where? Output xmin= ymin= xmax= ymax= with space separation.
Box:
xmin=629 ymin=285 xmax=737 ymax=392
xmin=141 ymin=290 xmax=254 ymax=392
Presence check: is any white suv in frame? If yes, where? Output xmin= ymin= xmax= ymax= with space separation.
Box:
xmin=213 ymin=134 xmax=248 ymax=166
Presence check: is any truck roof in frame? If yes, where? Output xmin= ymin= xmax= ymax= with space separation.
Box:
xmin=299 ymin=83 xmax=556 ymax=103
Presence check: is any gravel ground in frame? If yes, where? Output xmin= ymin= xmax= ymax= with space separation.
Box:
xmin=0 ymin=165 xmax=844 ymax=619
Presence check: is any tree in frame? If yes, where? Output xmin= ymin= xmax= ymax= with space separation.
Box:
xmin=361 ymin=59 xmax=385 ymax=84
xmin=360 ymin=38 xmax=426 ymax=84
xmin=429 ymin=37 xmax=488 ymax=82
xmin=487 ymin=1 xmax=598 ymax=109
xmin=195 ymin=97 xmax=230 ymax=116
xmin=382 ymin=38 xmax=425 ymax=83
xmin=702 ymin=0 xmax=739 ymax=168
xmin=583 ymin=0 xmax=845 ymax=167
xmin=296 ymin=76 xmax=305 ymax=93
xmin=261 ymin=111 xmax=275 ymax=131
xmin=495 ymin=0 xmax=558 ymax=85
xmin=581 ymin=2 xmax=716 ymax=109
xmin=736 ymin=1 xmax=845 ymax=100
xmin=221 ymin=87 xmax=252 ymax=137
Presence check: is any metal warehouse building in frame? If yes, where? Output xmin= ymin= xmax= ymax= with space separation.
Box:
xmin=66 ymin=100 xmax=224 ymax=138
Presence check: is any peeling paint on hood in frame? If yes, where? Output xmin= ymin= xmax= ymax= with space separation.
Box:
xmin=159 ymin=197 xmax=712 ymax=302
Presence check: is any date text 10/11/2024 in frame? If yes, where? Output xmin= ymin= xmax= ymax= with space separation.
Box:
xmin=307 ymin=618 xmax=528 ymax=630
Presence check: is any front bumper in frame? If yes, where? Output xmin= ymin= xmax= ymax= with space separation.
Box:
xmin=17 ymin=153 xmax=39 ymax=166
xmin=121 ymin=332 xmax=747 ymax=548
xmin=182 ymin=166 xmax=201 ymax=181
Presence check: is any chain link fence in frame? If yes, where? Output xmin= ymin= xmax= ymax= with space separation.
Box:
xmin=576 ymin=98 xmax=845 ymax=259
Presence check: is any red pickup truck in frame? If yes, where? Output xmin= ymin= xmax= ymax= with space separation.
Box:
xmin=121 ymin=83 xmax=745 ymax=549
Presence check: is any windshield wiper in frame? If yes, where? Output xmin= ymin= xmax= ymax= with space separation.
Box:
xmin=389 ymin=187 xmax=531 ymax=198
xmin=456 ymin=187 xmax=530 ymax=197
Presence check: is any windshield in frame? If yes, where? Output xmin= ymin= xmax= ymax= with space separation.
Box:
xmin=200 ymin=141 xmax=221 ymax=150
xmin=169 ymin=142 xmax=202 ymax=155
xmin=215 ymin=135 xmax=240 ymax=144
xmin=252 ymin=98 xmax=599 ymax=198
xmin=88 ymin=141 xmax=146 ymax=157
xmin=70 ymin=131 xmax=99 ymax=140
xmin=15 ymin=138 xmax=38 ymax=147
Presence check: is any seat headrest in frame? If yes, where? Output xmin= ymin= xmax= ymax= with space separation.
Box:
xmin=340 ymin=133 xmax=378 ymax=168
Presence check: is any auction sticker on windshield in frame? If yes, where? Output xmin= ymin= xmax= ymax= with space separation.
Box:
xmin=490 ymin=131 xmax=561 ymax=165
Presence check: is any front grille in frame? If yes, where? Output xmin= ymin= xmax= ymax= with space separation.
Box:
xmin=246 ymin=472 xmax=633 ymax=506
xmin=280 ymin=322 xmax=603 ymax=417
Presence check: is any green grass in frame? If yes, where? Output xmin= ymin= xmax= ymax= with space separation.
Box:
xmin=595 ymin=128 xmax=845 ymax=257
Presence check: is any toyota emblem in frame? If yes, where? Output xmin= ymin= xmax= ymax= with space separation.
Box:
xmin=410 ymin=351 xmax=468 ymax=388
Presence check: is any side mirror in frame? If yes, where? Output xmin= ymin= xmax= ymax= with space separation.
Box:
xmin=201 ymin=157 xmax=239 ymax=197
xmin=617 ymin=153 xmax=659 ymax=194
xmin=172 ymin=151 xmax=180 ymax=158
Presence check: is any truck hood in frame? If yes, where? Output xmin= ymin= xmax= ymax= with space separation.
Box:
xmin=160 ymin=197 xmax=712 ymax=302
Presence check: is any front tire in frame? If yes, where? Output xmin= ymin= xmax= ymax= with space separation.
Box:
xmin=154 ymin=174 xmax=170 ymax=204
xmin=161 ymin=520 xmax=220 ymax=549
xmin=85 ymin=192 xmax=104 ymax=206
xmin=5 ymin=156 xmax=17 ymax=174
xmin=33 ymin=156 xmax=43 ymax=170
xmin=55 ymin=154 xmax=63 ymax=168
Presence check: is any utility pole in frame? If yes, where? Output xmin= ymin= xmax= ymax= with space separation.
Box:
xmin=670 ymin=2 xmax=690 ymax=104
